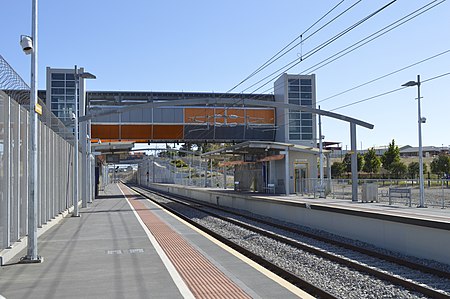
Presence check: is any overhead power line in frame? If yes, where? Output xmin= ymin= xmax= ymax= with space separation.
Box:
xmin=226 ymin=0 xmax=352 ymax=94
xmin=243 ymin=0 xmax=398 ymax=94
xmin=318 ymin=49 xmax=450 ymax=104
xmin=251 ymin=0 xmax=445 ymax=98
xmin=329 ymin=71 xmax=450 ymax=111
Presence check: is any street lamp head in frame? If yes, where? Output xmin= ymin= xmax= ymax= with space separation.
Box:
xmin=401 ymin=80 xmax=418 ymax=87
xmin=79 ymin=72 xmax=96 ymax=79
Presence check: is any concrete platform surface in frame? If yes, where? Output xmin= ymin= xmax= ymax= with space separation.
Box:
xmin=0 ymin=184 xmax=308 ymax=299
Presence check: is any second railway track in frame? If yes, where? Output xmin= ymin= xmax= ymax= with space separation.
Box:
xmin=127 ymin=184 xmax=450 ymax=299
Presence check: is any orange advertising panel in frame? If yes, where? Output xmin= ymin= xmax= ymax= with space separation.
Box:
xmin=121 ymin=125 xmax=153 ymax=139
xmin=246 ymin=109 xmax=275 ymax=124
xmin=184 ymin=107 xmax=274 ymax=125
xmin=91 ymin=124 xmax=120 ymax=139
xmin=184 ymin=108 xmax=214 ymax=124
xmin=153 ymin=125 xmax=184 ymax=139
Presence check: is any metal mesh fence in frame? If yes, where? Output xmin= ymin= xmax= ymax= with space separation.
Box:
xmin=0 ymin=55 xmax=79 ymax=252
xmin=135 ymin=154 xmax=236 ymax=190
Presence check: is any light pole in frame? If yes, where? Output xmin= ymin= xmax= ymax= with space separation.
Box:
xmin=79 ymin=70 xmax=96 ymax=208
xmin=402 ymin=75 xmax=426 ymax=208
xmin=73 ymin=66 xmax=96 ymax=217
xmin=20 ymin=0 xmax=42 ymax=263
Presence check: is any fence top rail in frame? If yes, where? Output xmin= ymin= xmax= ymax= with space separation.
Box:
xmin=389 ymin=187 xmax=412 ymax=192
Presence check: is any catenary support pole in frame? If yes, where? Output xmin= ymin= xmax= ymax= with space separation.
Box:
xmin=73 ymin=65 xmax=80 ymax=217
xmin=350 ymin=122 xmax=358 ymax=202
xmin=285 ymin=147 xmax=290 ymax=195
xmin=80 ymin=68 xmax=87 ymax=208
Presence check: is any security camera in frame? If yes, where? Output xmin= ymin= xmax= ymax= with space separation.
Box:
xmin=421 ymin=117 xmax=426 ymax=124
xmin=71 ymin=112 xmax=76 ymax=120
xmin=20 ymin=35 xmax=33 ymax=55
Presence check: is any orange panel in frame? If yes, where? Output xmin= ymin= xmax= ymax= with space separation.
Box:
xmin=91 ymin=125 xmax=120 ymax=139
xmin=184 ymin=108 xmax=275 ymax=125
xmin=121 ymin=125 xmax=153 ymax=139
xmin=246 ymin=109 xmax=275 ymax=124
xmin=153 ymin=125 xmax=184 ymax=140
xmin=184 ymin=108 xmax=214 ymax=123
xmin=224 ymin=109 xmax=245 ymax=124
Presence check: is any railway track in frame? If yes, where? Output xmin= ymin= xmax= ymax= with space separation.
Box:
xmin=127 ymin=184 xmax=450 ymax=299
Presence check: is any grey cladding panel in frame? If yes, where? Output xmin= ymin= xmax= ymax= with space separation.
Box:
xmin=94 ymin=109 xmax=119 ymax=123
xmin=122 ymin=109 xmax=146 ymax=123
xmin=183 ymin=125 xmax=275 ymax=141
xmin=153 ymin=108 xmax=183 ymax=123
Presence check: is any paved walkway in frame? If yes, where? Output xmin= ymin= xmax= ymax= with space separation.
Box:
xmin=0 ymin=184 xmax=308 ymax=299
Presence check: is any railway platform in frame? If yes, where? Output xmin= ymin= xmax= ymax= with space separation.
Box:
xmin=0 ymin=183 xmax=310 ymax=299
xmin=147 ymin=183 xmax=450 ymax=266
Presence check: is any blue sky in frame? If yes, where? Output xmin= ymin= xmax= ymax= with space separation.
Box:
xmin=1 ymin=0 xmax=449 ymax=149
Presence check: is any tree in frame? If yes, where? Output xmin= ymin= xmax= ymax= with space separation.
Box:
xmin=381 ymin=139 xmax=400 ymax=172
xmin=362 ymin=147 xmax=381 ymax=176
xmin=343 ymin=153 xmax=364 ymax=173
xmin=407 ymin=162 xmax=427 ymax=179
xmin=390 ymin=161 xmax=407 ymax=178
xmin=430 ymin=155 xmax=450 ymax=177
xmin=331 ymin=161 xmax=345 ymax=178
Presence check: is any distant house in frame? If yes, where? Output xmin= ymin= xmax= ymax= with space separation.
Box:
xmin=400 ymin=146 xmax=447 ymax=157
xmin=330 ymin=145 xmax=411 ymax=158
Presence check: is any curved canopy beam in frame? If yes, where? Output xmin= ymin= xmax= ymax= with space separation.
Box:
xmin=80 ymin=98 xmax=373 ymax=129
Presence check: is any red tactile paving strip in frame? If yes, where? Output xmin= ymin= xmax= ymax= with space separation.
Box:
xmin=119 ymin=184 xmax=252 ymax=299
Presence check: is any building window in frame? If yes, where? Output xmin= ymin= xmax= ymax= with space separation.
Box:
xmin=301 ymin=112 xmax=312 ymax=120
xmin=51 ymin=80 xmax=64 ymax=87
xmin=301 ymin=133 xmax=313 ymax=140
xmin=289 ymin=99 xmax=300 ymax=105
xmin=289 ymin=111 xmax=300 ymax=119
xmin=51 ymin=88 xmax=65 ymax=95
xmin=301 ymin=92 xmax=312 ymax=99
xmin=301 ymin=99 xmax=312 ymax=106
xmin=301 ymin=85 xmax=312 ymax=92
xmin=289 ymin=133 xmax=300 ymax=140
xmin=301 ymin=119 xmax=312 ymax=126
xmin=289 ymin=126 xmax=301 ymax=133
xmin=300 ymin=79 xmax=311 ymax=85
xmin=51 ymin=73 xmax=65 ymax=80
xmin=288 ymin=79 xmax=299 ymax=85
xmin=66 ymin=80 xmax=75 ymax=87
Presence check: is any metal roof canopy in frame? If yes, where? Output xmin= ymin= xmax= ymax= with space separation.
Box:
xmin=81 ymin=98 xmax=373 ymax=201
xmin=202 ymin=141 xmax=325 ymax=158
xmin=92 ymin=141 xmax=135 ymax=154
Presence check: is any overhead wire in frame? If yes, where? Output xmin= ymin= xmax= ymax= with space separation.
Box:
xmin=301 ymin=0 xmax=446 ymax=76
xmin=242 ymin=0 xmax=398 ymax=94
xmin=250 ymin=0 xmax=446 ymax=100
xmin=329 ymin=71 xmax=450 ymax=111
xmin=226 ymin=0 xmax=352 ymax=93
xmin=182 ymin=0 xmax=443 ymax=143
xmin=192 ymin=0 xmax=359 ymax=141
xmin=317 ymin=48 xmax=450 ymax=104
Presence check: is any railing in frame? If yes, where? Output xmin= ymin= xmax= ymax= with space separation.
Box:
xmin=305 ymin=178 xmax=450 ymax=208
